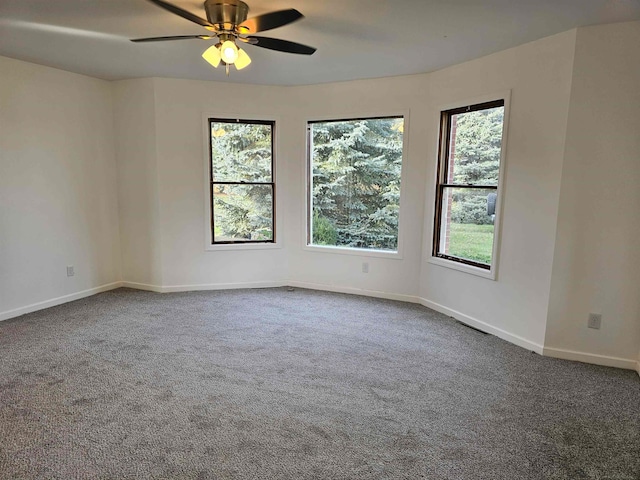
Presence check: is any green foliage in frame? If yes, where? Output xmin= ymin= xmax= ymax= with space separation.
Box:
xmin=312 ymin=214 xmax=338 ymax=245
xmin=310 ymin=118 xmax=404 ymax=250
xmin=450 ymin=190 xmax=494 ymax=225
xmin=450 ymin=107 xmax=503 ymax=225
xmin=208 ymin=112 xmax=502 ymax=252
xmin=210 ymin=122 xmax=273 ymax=241
xmin=448 ymin=223 xmax=494 ymax=264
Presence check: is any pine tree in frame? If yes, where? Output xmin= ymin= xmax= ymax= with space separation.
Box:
xmin=310 ymin=118 xmax=403 ymax=250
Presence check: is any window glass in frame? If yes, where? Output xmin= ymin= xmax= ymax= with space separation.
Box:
xmin=212 ymin=184 xmax=273 ymax=242
xmin=434 ymin=101 xmax=505 ymax=269
xmin=439 ymin=187 xmax=496 ymax=265
xmin=447 ymin=107 xmax=504 ymax=185
xmin=209 ymin=119 xmax=274 ymax=244
xmin=308 ymin=117 xmax=404 ymax=252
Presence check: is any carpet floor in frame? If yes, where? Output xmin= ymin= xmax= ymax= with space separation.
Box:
xmin=0 ymin=287 xmax=638 ymax=479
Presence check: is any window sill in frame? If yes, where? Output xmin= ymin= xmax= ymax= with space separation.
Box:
xmin=427 ymin=255 xmax=497 ymax=280
xmin=304 ymin=244 xmax=402 ymax=259
xmin=205 ymin=242 xmax=282 ymax=252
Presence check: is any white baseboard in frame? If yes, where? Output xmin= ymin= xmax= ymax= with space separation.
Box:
xmin=0 ymin=281 xmax=123 ymax=322
xmin=417 ymin=296 xmax=545 ymax=355
xmin=121 ymin=280 xmax=285 ymax=294
xmin=287 ymin=281 xmax=420 ymax=304
xmin=543 ymin=347 xmax=639 ymax=371
xmin=119 ymin=281 xmax=164 ymax=292
xmin=636 ymin=360 xmax=640 ymax=377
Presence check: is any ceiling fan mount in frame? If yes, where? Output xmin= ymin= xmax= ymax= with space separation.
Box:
xmin=131 ymin=0 xmax=316 ymax=74
xmin=204 ymin=0 xmax=250 ymax=30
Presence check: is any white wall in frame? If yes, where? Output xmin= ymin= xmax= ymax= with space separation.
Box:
xmin=0 ymin=56 xmax=121 ymax=318
xmin=113 ymin=78 xmax=163 ymax=287
xmin=419 ymin=31 xmax=577 ymax=349
xmin=544 ymin=21 xmax=640 ymax=366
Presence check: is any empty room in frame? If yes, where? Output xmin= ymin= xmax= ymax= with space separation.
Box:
xmin=1 ymin=0 xmax=639 ymax=478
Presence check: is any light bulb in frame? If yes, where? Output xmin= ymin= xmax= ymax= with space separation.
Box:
xmin=202 ymin=44 xmax=221 ymax=68
xmin=220 ymin=40 xmax=238 ymax=64
xmin=234 ymin=48 xmax=251 ymax=70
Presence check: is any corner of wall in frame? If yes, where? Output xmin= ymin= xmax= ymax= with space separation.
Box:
xmin=113 ymin=78 xmax=164 ymax=287
xmin=541 ymin=27 xmax=579 ymax=347
xmin=108 ymin=81 xmax=124 ymax=284
xmin=543 ymin=21 xmax=640 ymax=368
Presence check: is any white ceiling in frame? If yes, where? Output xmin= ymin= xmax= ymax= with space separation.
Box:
xmin=1 ymin=0 xmax=639 ymax=86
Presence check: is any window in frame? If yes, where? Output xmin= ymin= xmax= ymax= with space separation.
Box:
xmin=208 ymin=118 xmax=275 ymax=244
xmin=307 ymin=116 xmax=405 ymax=252
xmin=433 ymin=99 xmax=506 ymax=271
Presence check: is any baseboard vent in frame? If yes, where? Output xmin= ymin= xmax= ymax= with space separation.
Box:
xmin=456 ymin=320 xmax=489 ymax=335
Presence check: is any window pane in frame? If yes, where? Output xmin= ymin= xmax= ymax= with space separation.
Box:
xmin=210 ymin=121 xmax=272 ymax=183
xmin=439 ymin=187 xmax=496 ymax=265
xmin=447 ymin=106 xmax=504 ymax=186
xmin=213 ymin=184 xmax=273 ymax=242
xmin=309 ymin=117 xmax=404 ymax=251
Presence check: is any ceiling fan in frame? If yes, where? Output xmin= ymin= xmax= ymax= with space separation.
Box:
xmin=131 ymin=0 xmax=316 ymax=74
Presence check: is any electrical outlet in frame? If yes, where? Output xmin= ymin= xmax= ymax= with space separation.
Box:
xmin=362 ymin=262 xmax=369 ymax=273
xmin=66 ymin=265 xmax=75 ymax=277
xmin=588 ymin=313 xmax=601 ymax=330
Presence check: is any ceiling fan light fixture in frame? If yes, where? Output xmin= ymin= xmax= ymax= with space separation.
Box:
xmin=133 ymin=0 xmax=316 ymax=75
xmin=202 ymin=43 xmax=222 ymax=67
xmin=220 ymin=40 xmax=239 ymax=64
xmin=234 ymin=47 xmax=251 ymax=70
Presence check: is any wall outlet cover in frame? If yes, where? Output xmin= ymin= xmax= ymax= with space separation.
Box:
xmin=588 ymin=313 xmax=601 ymax=330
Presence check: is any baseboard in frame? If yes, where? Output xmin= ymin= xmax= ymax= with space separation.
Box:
xmin=543 ymin=347 xmax=639 ymax=371
xmin=119 ymin=281 xmax=164 ymax=292
xmin=0 ymin=281 xmax=123 ymax=322
xmin=287 ymin=281 xmax=420 ymax=304
xmin=418 ymin=296 xmax=545 ymax=355
xmin=121 ymin=280 xmax=285 ymax=294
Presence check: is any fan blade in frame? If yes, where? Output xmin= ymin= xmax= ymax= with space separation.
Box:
xmin=131 ymin=35 xmax=213 ymax=42
xmin=239 ymin=9 xmax=303 ymax=34
xmin=145 ymin=0 xmax=216 ymax=30
xmin=237 ymin=36 xmax=258 ymax=45
xmin=249 ymin=36 xmax=316 ymax=55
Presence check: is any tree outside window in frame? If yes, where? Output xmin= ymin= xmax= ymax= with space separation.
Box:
xmin=307 ymin=117 xmax=405 ymax=252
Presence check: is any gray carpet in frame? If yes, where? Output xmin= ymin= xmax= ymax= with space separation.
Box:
xmin=0 ymin=287 xmax=638 ymax=480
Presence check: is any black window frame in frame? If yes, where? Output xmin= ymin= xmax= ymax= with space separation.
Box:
xmin=432 ymin=99 xmax=505 ymax=270
xmin=306 ymin=115 xmax=405 ymax=251
xmin=208 ymin=118 xmax=276 ymax=245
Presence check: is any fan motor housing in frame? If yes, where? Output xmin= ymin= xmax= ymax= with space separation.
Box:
xmin=204 ymin=0 xmax=249 ymax=26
